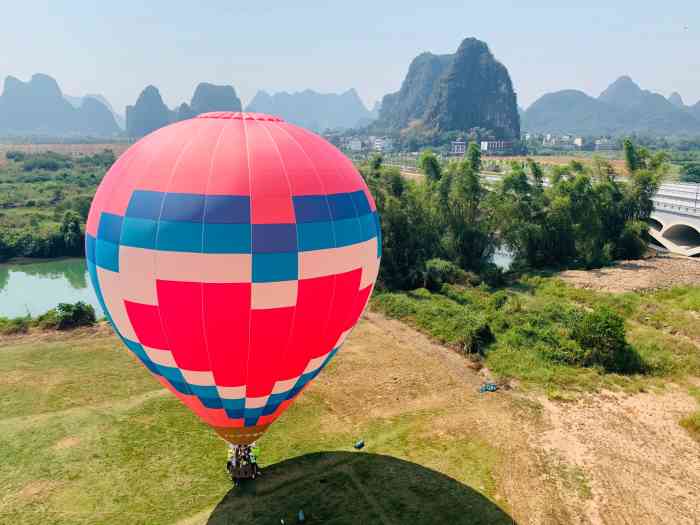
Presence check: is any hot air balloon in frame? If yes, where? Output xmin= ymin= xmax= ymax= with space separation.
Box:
xmin=85 ymin=112 xmax=381 ymax=448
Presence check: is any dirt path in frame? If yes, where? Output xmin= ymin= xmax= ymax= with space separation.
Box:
xmin=345 ymin=313 xmax=700 ymax=524
xmin=559 ymin=255 xmax=700 ymax=293
xmin=536 ymin=389 xmax=700 ymax=525
xmin=358 ymin=313 xmax=574 ymax=523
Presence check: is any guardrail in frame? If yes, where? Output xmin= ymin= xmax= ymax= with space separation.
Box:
xmin=653 ymin=183 xmax=700 ymax=217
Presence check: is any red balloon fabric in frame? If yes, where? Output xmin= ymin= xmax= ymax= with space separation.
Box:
xmin=86 ymin=112 xmax=381 ymax=444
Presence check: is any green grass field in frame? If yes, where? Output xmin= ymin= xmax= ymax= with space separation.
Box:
xmin=0 ymin=323 xmax=514 ymax=525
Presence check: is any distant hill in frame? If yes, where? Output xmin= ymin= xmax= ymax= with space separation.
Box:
xmin=126 ymin=82 xmax=242 ymax=138
xmin=668 ymin=92 xmax=685 ymax=108
xmin=0 ymin=74 xmax=120 ymax=137
xmin=690 ymin=102 xmax=700 ymax=121
xmin=125 ymin=85 xmax=171 ymax=138
xmin=245 ymin=88 xmax=372 ymax=131
xmin=65 ymin=93 xmax=125 ymax=129
xmin=523 ymin=90 xmax=629 ymax=135
xmin=523 ymin=76 xmax=700 ymax=136
xmin=374 ymin=37 xmax=520 ymax=139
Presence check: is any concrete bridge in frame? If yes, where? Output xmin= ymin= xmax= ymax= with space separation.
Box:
xmin=649 ymin=183 xmax=700 ymax=257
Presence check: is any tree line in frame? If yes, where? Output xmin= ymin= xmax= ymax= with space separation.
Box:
xmin=362 ymin=139 xmax=663 ymax=291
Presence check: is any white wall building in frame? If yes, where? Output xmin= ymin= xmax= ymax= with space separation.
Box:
xmin=374 ymin=137 xmax=393 ymax=152
xmin=349 ymin=138 xmax=363 ymax=152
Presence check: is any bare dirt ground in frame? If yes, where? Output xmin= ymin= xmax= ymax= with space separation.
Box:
xmin=536 ymin=389 xmax=700 ymax=525
xmin=559 ymin=255 xmax=700 ymax=293
xmin=351 ymin=313 xmax=700 ymax=524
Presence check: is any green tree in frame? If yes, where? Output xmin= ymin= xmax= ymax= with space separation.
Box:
xmin=379 ymin=182 xmax=441 ymax=290
xmin=467 ymin=142 xmax=481 ymax=173
xmin=60 ymin=211 xmax=83 ymax=255
xmin=417 ymin=149 xmax=442 ymax=182
xmin=369 ymin=153 xmax=383 ymax=175
xmin=439 ymin=159 xmax=494 ymax=271
xmin=623 ymin=138 xmax=640 ymax=173
xmin=680 ymin=163 xmax=700 ymax=183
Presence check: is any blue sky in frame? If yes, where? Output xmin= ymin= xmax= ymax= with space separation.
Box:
xmin=1 ymin=1 xmax=698 ymax=113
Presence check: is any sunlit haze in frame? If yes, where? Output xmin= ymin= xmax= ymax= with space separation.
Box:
xmin=2 ymin=0 xmax=699 ymax=112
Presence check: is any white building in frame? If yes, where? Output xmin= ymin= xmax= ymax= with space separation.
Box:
xmin=374 ymin=137 xmax=393 ymax=152
xmin=348 ymin=138 xmax=363 ymax=152
xmin=594 ymin=138 xmax=617 ymax=151
xmin=480 ymin=140 xmax=515 ymax=154
xmin=451 ymin=139 xmax=467 ymax=156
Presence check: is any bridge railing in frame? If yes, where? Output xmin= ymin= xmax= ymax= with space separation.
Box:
xmin=653 ymin=183 xmax=700 ymax=217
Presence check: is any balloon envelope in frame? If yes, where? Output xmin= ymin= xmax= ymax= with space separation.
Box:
xmin=86 ymin=112 xmax=381 ymax=444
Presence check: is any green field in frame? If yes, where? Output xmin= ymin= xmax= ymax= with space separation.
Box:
xmin=0 ymin=150 xmax=114 ymax=261
xmin=0 ymin=322 xmax=514 ymax=525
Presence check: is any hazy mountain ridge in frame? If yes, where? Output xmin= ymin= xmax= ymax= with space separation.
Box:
xmin=245 ymin=88 xmax=372 ymax=131
xmin=0 ymin=74 xmax=120 ymax=137
xmin=374 ymin=38 xmax=520 ymax=139
xmin=125 ymin=82 xmax=242 ymax=138
xmin=65 ymin=93 xmax=125 ymax=129
xmin=523 ymin=76 xmax=700 ymax=136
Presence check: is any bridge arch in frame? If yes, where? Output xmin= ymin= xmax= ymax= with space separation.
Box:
xmin=662 ymin=223 xmax=700 ymax=256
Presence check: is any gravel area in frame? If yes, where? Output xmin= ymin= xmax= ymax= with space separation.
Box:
xmin=559 ymin=255 xmax=700 ymax=293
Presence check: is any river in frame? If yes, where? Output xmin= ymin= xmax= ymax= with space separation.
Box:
xmin=0 ymin=258 xmax=103 ymax=318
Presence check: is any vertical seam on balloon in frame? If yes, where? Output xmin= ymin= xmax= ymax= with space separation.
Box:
xmin=94 ymin=139 xmax=144 ymax=324
xmin=288 ymin=126 xmax=368 ymax=350
xmin=241 ymin=115 xmax=254 ymax=415
xmin=111 ymin=127 xmax=185 ymax=393
xmin=270 ymin=121 xmax=339 ymax=368
xmin=256 ymin=121 xmax=299 ymax=398
xmin=127 ymin=124 xmax=198 ymax=400
xmin=333 ymin=142 xmax=365 ymax=334
xmin=199 ymin=118 xmax=229 ymax=402
xmin=152 ymin=122 xmax=206 ymax=411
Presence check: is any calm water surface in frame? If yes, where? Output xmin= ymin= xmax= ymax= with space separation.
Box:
xmin=0 ymin=258 xmax=102 ymax=317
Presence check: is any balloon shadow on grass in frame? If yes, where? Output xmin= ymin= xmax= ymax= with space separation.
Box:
xmin=207 ymin=451 xmax=516 ymax=525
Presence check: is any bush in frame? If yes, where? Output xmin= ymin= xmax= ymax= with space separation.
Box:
xmin=53 ymin=302 xmax=96 ymax=330
xmin=423 ymin=258 xmax=468 ymax=291
xmin=459 ymin=321 xmax=494 ymax=355
xmin=480 ymin=263 xmax=506 ymax=287
xmin=36 ymin=309 xmax=60 ymax=329
xmin=572 ymin=307 xmax=642 ymax=373
xmin=616 ymin=221 xmax=647 ymax=260
xmin=680 ymin=163 xmax=700 ymax=183
xmin=0 ymin=316 xmax=30 ymax=335
xmin=5 ymin=150 xmax=26 ymax=161
xmin=488 ymin=290 xmax=509 ymax=310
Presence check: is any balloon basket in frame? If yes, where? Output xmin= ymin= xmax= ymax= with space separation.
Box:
xmin=226 ymin=443 xmax=261 ymax=485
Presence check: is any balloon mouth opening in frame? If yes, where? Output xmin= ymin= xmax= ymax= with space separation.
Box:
xmin=196 ymin=111 xmax=284 ymax=122
xmin=214 ymin=423 xmax=270 ymax=445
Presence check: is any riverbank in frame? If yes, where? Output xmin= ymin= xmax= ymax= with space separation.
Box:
xmin=559 ymin=254 xmax=700 ymax=293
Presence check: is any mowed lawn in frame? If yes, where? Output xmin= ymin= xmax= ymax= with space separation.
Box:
xmin=0 ymin=320 xmax=515 ymax=525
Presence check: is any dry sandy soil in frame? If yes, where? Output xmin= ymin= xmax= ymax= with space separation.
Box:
xmin=559 ymin=255 xmax=700 ymax=293
xmin=330 ymin=312 xmax=700 ymax=525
